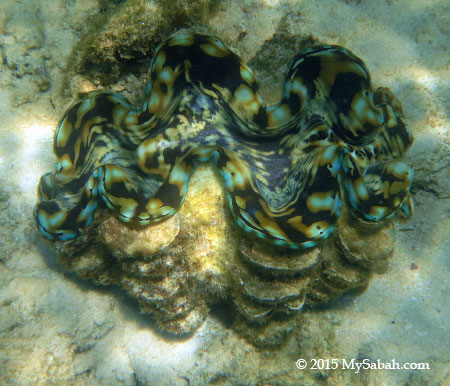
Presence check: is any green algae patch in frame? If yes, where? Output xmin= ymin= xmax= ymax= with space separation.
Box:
xmin=64 ymin=0 xmax=220 ymax=89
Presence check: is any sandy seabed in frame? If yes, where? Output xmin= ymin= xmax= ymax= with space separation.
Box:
xmin=0 ymin=0 xmax=448 ymax=385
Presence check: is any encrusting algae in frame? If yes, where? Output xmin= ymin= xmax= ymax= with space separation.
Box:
xmin=51 ymin=164 xmax=403 ymax=347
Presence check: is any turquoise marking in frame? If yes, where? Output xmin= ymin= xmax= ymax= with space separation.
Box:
xmin=34 ymin=32 xmax=413 ymax=248
xmin=284 ymin=81 xmax=292 ymax=95
xmin=38 ymin=226 xmax=54 ymax=240
xmin=170 ymin=33 xmax=192 ymax=46
xmin=219 ymin=168 xmax=233 ymax=189
xmin=142 ymin=84 xmax=152 ymax=112
xmin=332 ymin=195 xmax=342 ymax=217
xmin=323 ymin=145 xmax=338 ymax=162
xmin=268 ymin=107 xmax=288 ymax=123
xmin=78 ymin=200 xmax=98 ymax=225
xmin=344 ymin=180 xmax=358 ymax=210
xmin=321 ymin=223 xmax=335 ymax=239
xmin=368 ymin=207 xmax=387 ymax=221
xmin=148 ymin=92 xmax=160 ymax=108
xmin=364 ymin=213 xmax=377 ymax=221
xmin=400 ymin=200 xmax=411 ymax=217
xmin=43 ymin=211 xmax=64 ymax=229
xmin=308 ymin=193 xmax=335 ymax=212
xmin=240 ymin=211 xmax=259 ymax=230
xmin=159 ymin=68 xmax=173 ymax=83
xmin=194 ymin=147 xmax=215 ymax=162
xmin=302 ymin=241 xmax=317 ymax=249
xmin=355 ymin=181 xmax=368 ymax=199
xmin=110 ymin=166 xmax=125 ymax=179
xmin=236 ymin=217 xmax=258 ymax=236
xmin=97 ymin=167 xmax=115 ymax=210
xmin=59 ymin=230 xmax=77 ymax=241
xmin=328 ymin=153 xmax=343 ymax=176
xmin=236 ymin=87 xmax=253 ymax=103
xmin=391 ymin=161 xmax=409 ymax=175
xmin=84 ymin=202 xmax=98 ymax=227
xmin=97 ymin=167 xmax=106 ymax=195
xmin=78 ymin=98 xmax=94 ymax=117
